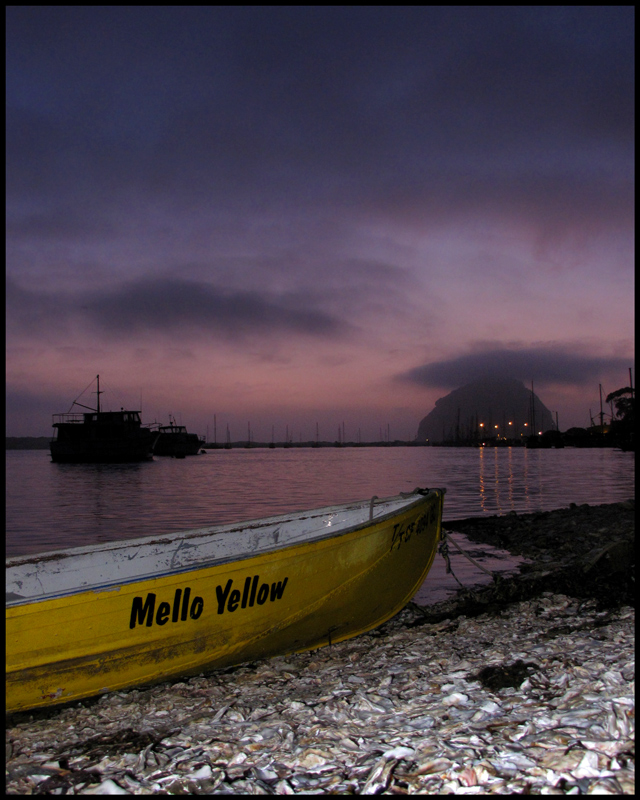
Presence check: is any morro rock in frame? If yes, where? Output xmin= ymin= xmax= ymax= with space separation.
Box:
xmin=416 ymin=378 xmax=554 ymax=443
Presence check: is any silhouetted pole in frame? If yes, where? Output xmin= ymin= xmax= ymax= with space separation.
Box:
xmin=599 ymin=384 xmax=604 ymax=432
xmin=531 ymin=381 xmax=536 ymax=434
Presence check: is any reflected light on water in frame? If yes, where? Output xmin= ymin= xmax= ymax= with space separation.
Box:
xmin=6 ymin=447 xmax=635 ymax=557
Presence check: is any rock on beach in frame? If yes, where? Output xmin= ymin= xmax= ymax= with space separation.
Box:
xmin=6 ymin=501 xmax=635 ymax=795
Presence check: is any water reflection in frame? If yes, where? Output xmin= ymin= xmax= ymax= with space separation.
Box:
xmin=6 ymin=447 xmax=635 ymax=556
xmin=506 ymin=446 xmax=514 ymax=511
xmin=478 ymin=447 xmax=486 ymax=514
xmin=478 ymin=446 xmax=525 ymax=516
xmin=413 ymin=532 xmax=527 ymax=605
xmin=49 ymin=462 xmax=148 ymax=545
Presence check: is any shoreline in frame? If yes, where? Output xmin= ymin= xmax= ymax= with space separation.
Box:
xmin=7 ymin=438 xmax=635 ymax=450
xmin=6 ymin=501 xmax=635 ymax=794
xmin=418 ymin=499 xmax=635 ymax=621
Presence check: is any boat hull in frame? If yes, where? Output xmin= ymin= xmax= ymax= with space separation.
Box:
xmin=50 ymin=439 xmax=156 ymax=463
xmin=6 ymin=490 xmax=443 ymax=713
xmin=153 ymin=432 xmax=203 ymax=457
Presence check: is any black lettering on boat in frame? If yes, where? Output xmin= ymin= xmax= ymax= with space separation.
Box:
xmin=241 ymin=576 xmax=251 ymax=608
xmin=156 ymin=601 xmax=170 ymax=626
xmin=172 ymin=588 xmax=182 ymax=622
xmin=390 ymin=517 xmax=425 ymax=552
xmin=212 ymin=575 xmax=289 ymax=615
xmin=216 ymin=579 xmax=233 ymax=614
xmin=415 ymin=513 xmax=429 ymax=535
xmin=228 ymin=589 xmax=241 ymax=612
xmin=130 ymin=593 xmax=156 ymax=629
xmin=130 ymin=590 xmax=205 ymax=628
xmin=249 ymin=575 xmax=259 ymax=607
xmin=270 ymin=577 xmax=288 ymax=601
xmin=391 ymin=522 xmax=410 ymax=551
xmin=190 ymin=596 xmax=204 ymax=619
xmin=181 ymin=587 xmax=191 ymax=621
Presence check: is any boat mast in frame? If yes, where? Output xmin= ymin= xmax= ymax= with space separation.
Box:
xmin=531 ymin=381 xmax=536 ymax=434
xmin=96 ymin=375 xmax=103 ymax=414
xmin=599 ymin=384 xmax=604 ymax=431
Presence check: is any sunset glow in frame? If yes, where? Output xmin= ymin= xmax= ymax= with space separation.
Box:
xmin=6 ymin=7 xmax=634 ymax=440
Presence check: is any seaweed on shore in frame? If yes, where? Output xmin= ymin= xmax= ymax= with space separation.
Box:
xmin=412 ymin=500 xmax=635 ymax=623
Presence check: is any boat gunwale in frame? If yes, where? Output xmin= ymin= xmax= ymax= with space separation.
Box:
xmin=6 ymin=490 xmax=443 ymax=608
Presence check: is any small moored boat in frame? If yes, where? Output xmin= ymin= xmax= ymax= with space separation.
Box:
xmin=153 ymin=416 xmax=205 ymax=457
xmin=6 ymin=488 xmax=444 ymax=713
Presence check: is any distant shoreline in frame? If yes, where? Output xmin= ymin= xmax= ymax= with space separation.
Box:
xmin=6 ymin=437 xmax=433 ymax=450
xmin=5 ymin=437 xmax=431 ymax=450
xmin=6 ymin=437 xmax=633 ymax=451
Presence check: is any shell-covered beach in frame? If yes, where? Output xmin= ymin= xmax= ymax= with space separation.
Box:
xmin=6 ymin=501 xmax=635 ymax=795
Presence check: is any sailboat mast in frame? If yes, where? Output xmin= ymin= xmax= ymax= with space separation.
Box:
xmin=599 ymin=384 xmax=604 ymax=430
xmin=531 ymin=381 xmax=536 ymax=434
xmin=96 ymin=374 xmax=102 ymax=414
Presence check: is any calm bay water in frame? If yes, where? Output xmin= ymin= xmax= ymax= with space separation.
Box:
xmin=6 ymin=446 xmax=634 ymax=602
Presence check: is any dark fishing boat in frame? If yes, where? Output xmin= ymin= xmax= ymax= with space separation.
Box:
xmin=153 ymin=416 xmax=205 ymax=457
xmin=50 ymin=375 xmax=158 ymax=463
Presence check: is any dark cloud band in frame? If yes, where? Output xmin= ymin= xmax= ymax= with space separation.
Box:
xmin=401 ymin=346 xmax=633 ymax=388
xmin=7 ymin=277 xmax=350 ymax=342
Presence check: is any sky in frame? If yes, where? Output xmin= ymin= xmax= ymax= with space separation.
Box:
xmin=6 ymin=6 xmax=634 ymax=440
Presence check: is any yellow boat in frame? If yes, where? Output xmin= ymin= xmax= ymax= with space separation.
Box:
xmin=6 ymin=488 xmax=444 ymax=713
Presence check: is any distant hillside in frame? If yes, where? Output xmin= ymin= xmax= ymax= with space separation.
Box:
xmin=416 ymin=378 xmax=554 ymax=443
xmin=6 ymin=437 xmax=51 ymax=450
